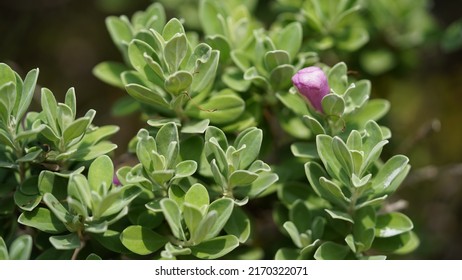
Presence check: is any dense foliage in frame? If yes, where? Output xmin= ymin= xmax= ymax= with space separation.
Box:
xmin=0 ymin=0 xmax=428 ymax=260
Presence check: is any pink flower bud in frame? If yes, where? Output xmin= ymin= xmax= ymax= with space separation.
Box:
xmin=292 ymin=66 xmax=330 ymax=112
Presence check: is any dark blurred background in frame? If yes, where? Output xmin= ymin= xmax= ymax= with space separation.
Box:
xmin=1 ymin=0 xmax=462 ymax=259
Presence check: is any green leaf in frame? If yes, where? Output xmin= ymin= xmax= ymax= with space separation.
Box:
xmin=67 ymin=174 xmax=92 ymax=214
xmin=372 ymin=155 xmax=410 ymax=195
xmin=289 ymin=200 xmax=311 ymax=233
xmin=275 ymin=248 xmax=300 ymax=260
xmin=160 ymin=198 xmax=185 ymax=240
xmin=105 ymin=16 xmax=132 ymax=51
xmin=164 ymin=34 xmax=188 ymax=73
xmin=40 ymin=88 xmax=59 ymax=132
xmin=270 ymin=64 xmax=294 ymax=91
xmin=224 ymin=206 xmax=251 ymax=243
xmin=305 ymin=162 xmax=348 ymax=208
xmin=442 ymin=19 xmax=462 ymax=52
xmin=207 ymin=141 xmax=229 ymax=177
xmin=241 ymin=172 xmax=278 ymax=198
xmin=205 ymin=198 xmax=234 ymax=239
xmin=18 ymin=208 xmax=67 ymax=234
xmin=16 ymin=68 xmax=39 ymax=121
xmin=229 ymin=170 xmax=258 ymax=187
xmin=14 ymin=176 xmax=41 ymax=211
xmin=243 ymin=67 xmax=269 ymax=88
xmin=0 ymin=82 xmax=15 ymax=118
xmin=0 ymin=237 xmax=9 ymax=260
xmin=346 ymin=130 xmax=362 ymax=151
xmin=316 ymin=134 xmax=349 ymax=186
xmin=186 ymin=90 xmax=245 ymax=124
xmin=373 ymin=231 xmax=419 ymax=255
xmin=324 ymin=209 xmax=353 ymax=223
xmin=127 ymin=39 xmax=163 ymax=82
xmin=332 ymin=136 xmax=353 ymax=176
xmin=173 ymin=160 xmax=198 ymax=179
xmin=276 ymin=92 xmax=309 ymax=116
xmin=88 ymin=155 xmax=114 ymax=194
xmin=235 ymin=128 xmax=262 ymax=169
xmin=181 ymin=119 xmax=210 ymax=134
xmin=375 ymin=212 xmax=413 ymax=238
xmin=275 ymin=22 xmax=302 ymax=61
xmin=205 ymin=126 xmax=228 ymax=150
xmin=302 ymin=115 xmax=326 ymax=135
xmin=265 ymin=50 xmax=290 ymax=71
xmin=222 ymin=67 xmax=251 ymax=92
xmin=353 ymin=206 xmax=376 ymax=252
xmin=125 ymin=83 xmax=170 ymax=108
xmin=42 ymin=193 xmax=71 ymax=225
xmin=156 ymin=122 xmax=179 ymax=166
xmin=168 ymin=185 xmax=185 ymax=210
xmin=322 ymin=94 xmax=345 ymax=116
xmin=38 ymin=171 xmax=69 ymax=200
xmin=184 ymin=183 xmax=209 ymax=212
xmin=283 ymin=221 xmax=302 ymax=248
xmin=345 ymin=80 xmax=370 ymax=110
xmin=327 ymin=62 xmax=348 ymax=94
xmin=35 ymin=248 xmax=73 ymax=260
xmin=86 ymin=253 xmax=102 ymax=260
xmin=190 ymin=235 xmax=239 ymax=259
xmin=191 ymin=50 xmax=219 ymax=95
xmin=92 ymin=61 xmax=128 ymax=88
xmin=91 ymin=230 xmax=130 ymax=254
xmin=183 ymin=203 xmax=203 ymax=240
xmin=0 ymin=129 xmax=14 ymax=148
xmin=70 ymin=141 xmax=118 ymax=162
xmin=199 ymin=0 xmax=223 ymax=35
xmin=0 ymin=63 xmax=16 ymax=85
xmin=120 ymin=225 xmax=168 ymax=255
xmin=49 ymin=232 xmax=81 ymax=250
xmin=248 ymin=160 xmax=271 ymax=173
xmin=162 ymin=18 xmax=185 ymax=41
xmin=291 ymin=142 xmax=318 ymax=159
xmin=15 ymin=124 xmax=46 ymax=143
xmin=348 ymin=99 xmax=390 ymax=125
xmin=164 ymin=71 xmax=193 ymax=96
xmin=314 ymin=242 xmax=350 ymax=260
xmin=191 ymin=211 xmax=217 ymax=244
xmin=8 ymin=235 xmax=33 ymax=260
xmin=62 ymin=117 xmax=91 ymax=147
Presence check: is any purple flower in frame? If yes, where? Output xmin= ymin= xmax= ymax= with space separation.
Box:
xmin=292 ymin=66 xmax=330 ymax=112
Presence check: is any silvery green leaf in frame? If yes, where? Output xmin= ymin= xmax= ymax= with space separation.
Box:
xmin=9 ymin=235 xmax=33 ymax=260
xmin=224 ymin=206 xmax=250 ymax=243
xmin=275 ymin=22 xmax=302 ymax=61
xmin=164 ymin=71 xmax=193 ymax=96
xmin=205 ymin=198 xmax=234 ymax=240
xmin=184 ymin=183 xmax=209 ymax=213
xmin=16 ymin=68 xmax=39 ymax=122
xmin=375 ymin=212 xmax=413 ymax=238
xmin=92 ymin=61 xmax=128 ymax=89
xmin=120 ymin=225 xmax=167 ymax=255
xmin=322 ymin=94 xmax=345 ymax=117
xmin=161 ymin=198 xmax=185 ymax=240
xmin=162 ymin=18 xmax=185 ymax=41
xmin=190 ymin=235 xmax=239 ymax=259
xmin=18 ymin=208 xmax=67 ymax=234
xmin=172 ymin=160 xmax=197 ymax=180
xmin=164 ymin=34 xmax=188 ymax=73
xmin=49 ymin=233 xmax=81 ymax=250
xmin=264 ymin=50 xmax=290 ymax=71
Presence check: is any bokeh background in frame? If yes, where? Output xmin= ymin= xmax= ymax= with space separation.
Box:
xmin=1 ymin=0 xmax=462 ymax=259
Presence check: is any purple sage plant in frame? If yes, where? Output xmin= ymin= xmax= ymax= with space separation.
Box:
xmin=292 ymin=66 xmax=330 ymax=112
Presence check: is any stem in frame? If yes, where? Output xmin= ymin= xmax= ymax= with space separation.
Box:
xmin=71 ymin=231 xmax=86 ymax=260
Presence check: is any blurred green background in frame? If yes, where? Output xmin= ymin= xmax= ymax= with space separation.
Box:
xmin=1 ymin=0 xmax=462 ymax=259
